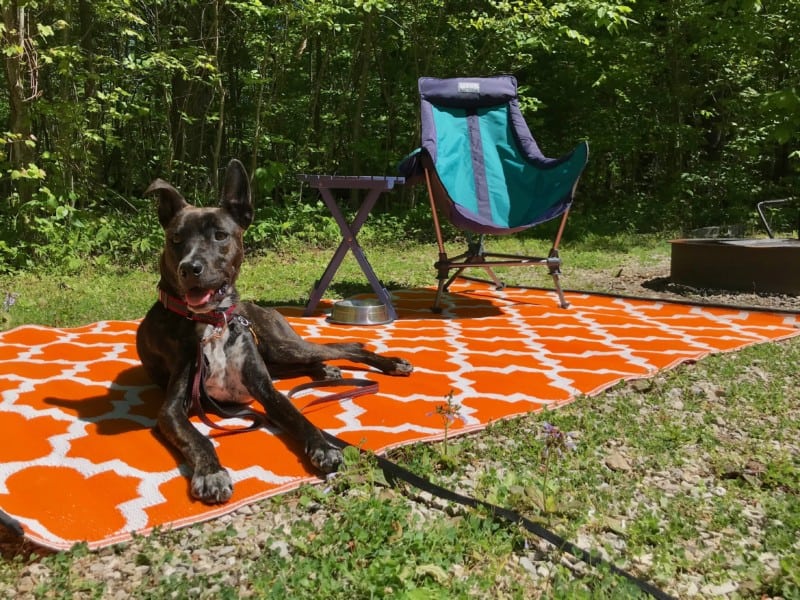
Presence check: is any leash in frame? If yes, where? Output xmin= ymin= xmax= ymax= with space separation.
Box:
xmin=286 ymin=378 xmax=378 ymax=409
xmin=323 ymin=432 xmax=676 ymax=600
xmin=189 ymin=336 xmax=268 ymax=432
xmin=185 ymin=356 xmax=672 ymax=593
xmin=187 ymin=386 xmax=675 ymax=597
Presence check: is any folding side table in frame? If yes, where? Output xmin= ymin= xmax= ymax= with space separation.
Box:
xmin=298 ymin=175 xmax=405 ymax=320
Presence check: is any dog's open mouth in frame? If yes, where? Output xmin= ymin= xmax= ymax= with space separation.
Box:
xmin=185 ymin=285 xmax=228 ymax=311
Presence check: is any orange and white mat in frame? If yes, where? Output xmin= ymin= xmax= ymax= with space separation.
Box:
xmin=1 ymin=279 xmax=797 ymax=550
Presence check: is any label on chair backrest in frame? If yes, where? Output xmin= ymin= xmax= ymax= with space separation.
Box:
xmin=458 ymin=82 xmax=481 ymax=94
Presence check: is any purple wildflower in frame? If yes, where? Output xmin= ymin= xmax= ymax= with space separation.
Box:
xmin=540 ymin=421 xmax=577 ymax=458
xmin=3 ymin=292 xmax=18 ymax=312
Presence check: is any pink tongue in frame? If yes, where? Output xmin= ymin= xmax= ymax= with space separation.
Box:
xmin=186 ymin=289 xmax=214 ymax=307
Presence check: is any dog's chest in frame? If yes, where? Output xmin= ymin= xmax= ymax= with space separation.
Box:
xmin=199 ymin=324 xmax=251 ymax=404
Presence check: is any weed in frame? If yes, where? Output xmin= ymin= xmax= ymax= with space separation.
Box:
xmin=537 ymin=421 xmax=577 ymax=517
xmin=429 ymin=390 xmax=464 ymax=465
xmin=2 ymin=292 xmax=17 ymax=312
xmin=324 ymin=444 xmax=390 ymax=494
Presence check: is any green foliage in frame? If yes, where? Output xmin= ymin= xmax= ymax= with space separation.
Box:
xmin=1 ymin=0 xmax=798 ymax=268
xmin=560 ymin=0 xmax=800 ymax=231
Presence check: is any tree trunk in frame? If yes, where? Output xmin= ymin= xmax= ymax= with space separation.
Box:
xmin=350 ymin=10 xmax=375 ymax=177
xmin=211 ymin=0 xmax=224 ymax=192
xmin=1 ymin=0 xmax=36 ymax=205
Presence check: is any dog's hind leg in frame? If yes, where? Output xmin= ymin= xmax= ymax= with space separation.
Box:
xmin=266 ymin=361 xmax=344 ymax=381
xmin=305 ymin=341 xmax=413 ymax=376
xmin=241 ymin=304 xmax=412 ymax=376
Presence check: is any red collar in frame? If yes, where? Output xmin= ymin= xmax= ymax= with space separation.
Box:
xmin=158 ymin=288 xmax=238 ymax=328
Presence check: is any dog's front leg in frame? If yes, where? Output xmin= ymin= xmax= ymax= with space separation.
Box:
xmin=159 ymin=367 xmax=233 ymax=504
xmin=243 ymin=358 xmax=343 ymax=473
xmin=261 ymin=389 xmax=343 ymax=473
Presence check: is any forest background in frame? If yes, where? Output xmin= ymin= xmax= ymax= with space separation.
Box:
xmin=1 ymin=0 xmax=798 ymax=272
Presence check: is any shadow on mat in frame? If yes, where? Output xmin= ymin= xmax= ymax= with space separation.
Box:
xmin=43 ymin=366 xmax=162 ymax=435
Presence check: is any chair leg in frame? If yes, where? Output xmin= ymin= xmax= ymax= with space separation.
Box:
xmin=444 ymin=267 xmax=466 ymax=291
xmin=482 ymin=266 xmax=505 ymax=290
xmin=432 ymin=277 xmax=447 ymax=313
xmin=432 ymin=252 xmax=452 ymax=313
xmin=547 ymin=248 xmax=570 ymax=309
xmin=551 ymin=272 xmax=570 ymax=309
xmin=470 ymin=235 xmax=506 ymax=290
xmin=432 ymin=234 xmax=571 ymax=311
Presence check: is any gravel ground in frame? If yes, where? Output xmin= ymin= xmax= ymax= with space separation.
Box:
xmin=1 ymin=258 xmax=798 ymax=598
xmin=571 ymin=257 xmax=800 ymax=313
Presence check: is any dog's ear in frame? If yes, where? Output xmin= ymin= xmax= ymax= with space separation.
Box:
xmin=220 ymin=159 xmax=254 ymax=229
xmin=145 ymin=179 xmax=189 ymax=229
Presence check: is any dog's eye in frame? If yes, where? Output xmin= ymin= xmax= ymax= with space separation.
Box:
xmin=214 ymin=230 xmax=229 ymax=242
xmin=171 ymin=233 xmax=183 ymax=245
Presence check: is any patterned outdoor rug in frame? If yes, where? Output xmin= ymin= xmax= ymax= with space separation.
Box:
xmin=1 ymin=279 xmax=798 ymax=550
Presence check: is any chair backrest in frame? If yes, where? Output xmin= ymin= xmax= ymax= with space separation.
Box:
xmin=418 ymin=75 xmax=588 ymax=234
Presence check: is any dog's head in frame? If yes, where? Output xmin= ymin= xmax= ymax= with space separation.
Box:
xmin=146 ymin=159 xmax=254 ymax=313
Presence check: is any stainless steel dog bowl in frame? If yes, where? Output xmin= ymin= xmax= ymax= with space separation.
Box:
xmin=329 ymin=299 xmax=392 ymax=325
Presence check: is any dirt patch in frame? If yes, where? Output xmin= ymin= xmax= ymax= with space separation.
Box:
xmin=570 ymin=258 xmax=800 ymax=313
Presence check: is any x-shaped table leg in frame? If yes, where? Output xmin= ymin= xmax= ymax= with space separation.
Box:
xmin=304 ymin=186 xmax=398 ymax=320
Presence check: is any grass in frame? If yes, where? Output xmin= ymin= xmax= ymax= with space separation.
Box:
xmin=0 ymin=232 xmax=668 ymax=329
xmin=1 ymin=232 xmax=798 ymax=599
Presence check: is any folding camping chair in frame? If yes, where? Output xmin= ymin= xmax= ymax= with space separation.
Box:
xmin=400 ymin=75 xmax=589 ymax=312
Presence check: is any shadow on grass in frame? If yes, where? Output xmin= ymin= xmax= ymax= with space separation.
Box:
xmin=250 ymin=278 xmax=410 ymax=308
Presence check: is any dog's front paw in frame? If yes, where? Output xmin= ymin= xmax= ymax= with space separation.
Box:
xmin=306 ymin=440 xmax=343 ymax=474
xmin=191 ymin=469 xmax=233 ymax=504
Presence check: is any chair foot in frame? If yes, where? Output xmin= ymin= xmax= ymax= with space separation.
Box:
xmin=554 ymin=286 xmax=570 ymax=308
xmin=551 ymin=271 xmax=570 ymax=309
xmin=432 ymin=279 xmax=448 ymax=313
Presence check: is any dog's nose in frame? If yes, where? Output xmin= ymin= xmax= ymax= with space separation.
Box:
xmin=179 ymin=260 xmax=204 ymax=279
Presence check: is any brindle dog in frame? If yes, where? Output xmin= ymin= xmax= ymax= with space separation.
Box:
xmin=136 ymin=159 xmax=412 ymax=504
